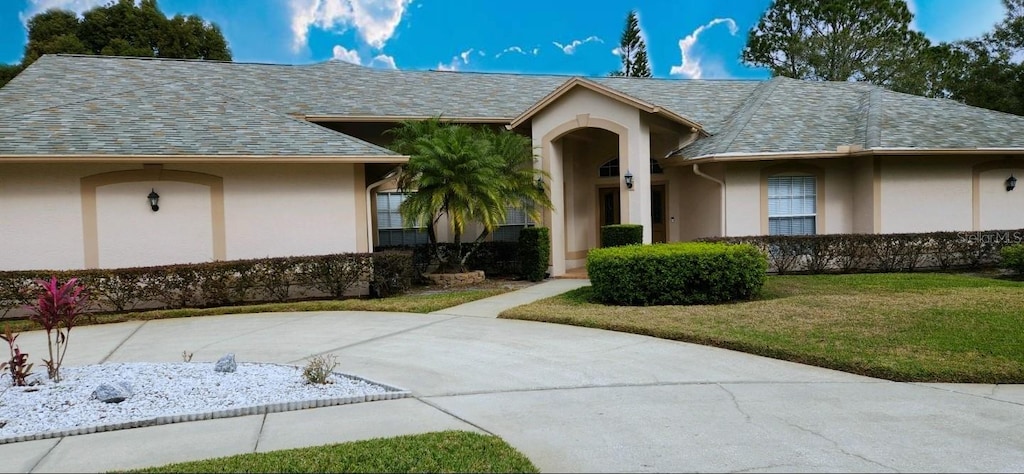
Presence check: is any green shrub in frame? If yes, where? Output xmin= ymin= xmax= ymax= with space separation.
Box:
xmin=601 ymin=224 xmax=643 ymax=248
xmin=297 ymin=254 xmax=372 ymax=299
xmin=518 ymin=227 xmax=550 ymax=282
xmin=1001 ymin=244 xmax=1024 ymax=275
xmin=370 ymin=251 xmax=415 ymax=298
xmin=375 ymin=242 xmax=521 ymax=277
xmin=587 ymin=242 xmax=767 ymax=306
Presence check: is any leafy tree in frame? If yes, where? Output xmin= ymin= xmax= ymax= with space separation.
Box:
xmin=610 ymin=10 xmax=652 ymax=77
xmin=388 ymin=119 xmax=551 ymax=273
xmin=1 ymin=0 xmax=230 ymax=88
xmin=742 ymin=0 xmax=929 ymax=91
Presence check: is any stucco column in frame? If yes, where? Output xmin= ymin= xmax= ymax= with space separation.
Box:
xmin=538 ymin=132 xmax=566 ymax=276
xmin=622 ymin=116 xmax=653 ymax=243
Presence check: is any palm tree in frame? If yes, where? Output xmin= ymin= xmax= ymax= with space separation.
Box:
xmin=388 ymin=118 xmax=551 ymax=273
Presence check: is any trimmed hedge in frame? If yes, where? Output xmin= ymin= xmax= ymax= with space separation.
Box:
xmin=601 ymin=224 xmax=643 ymax=248
xmin=700 ymin=229 xmax=1024 ymax=274
xmin=588 ymin=242 xmax=767 ymax=306
xmin=0 ymin=251 xmax=411 ymax=317
xmin=375 ymin=241 xmax=523 ymax=278
xmin=518 ymin=227 xmax=550 ymax=282
xmin=1001 ymin=244 xmax=1024 ymax=275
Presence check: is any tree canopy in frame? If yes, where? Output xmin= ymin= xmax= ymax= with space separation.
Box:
xmin=742 ymin=0 xmax=927 ymax=91
xmin=610 ymin=10 xmax=652 ymax=77
xmin=1 ymin=0 xmax=230 ymax=88
xmin=387 ymin=119 xmax=551 ymax=273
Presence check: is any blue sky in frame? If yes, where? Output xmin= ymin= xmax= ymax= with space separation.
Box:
xmin=0 ymin=0 xmax=1010 ymax=79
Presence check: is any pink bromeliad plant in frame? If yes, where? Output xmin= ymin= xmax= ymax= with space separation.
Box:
xmin=29 ymin=276 xmax=89 ymax=382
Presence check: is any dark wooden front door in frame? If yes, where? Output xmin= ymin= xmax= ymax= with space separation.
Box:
xmin=598 ymin=187 xmax=620 ymax=247
xmin=652 ymin=184 xmax=666 ymax=243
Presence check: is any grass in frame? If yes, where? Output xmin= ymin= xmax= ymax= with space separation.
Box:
xmin=500 ymin=272 xmax=1024 ymax=383
xmin=2 ymin=289 xmax=508 ymax=333
xmin=122 ymin=431 xmax=538 ymax=473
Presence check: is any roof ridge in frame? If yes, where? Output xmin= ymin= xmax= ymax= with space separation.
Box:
xmin=175 ymin=79 xmax=402 ymax=156
xmin=713 ymin=77 xmax=783 ymax=153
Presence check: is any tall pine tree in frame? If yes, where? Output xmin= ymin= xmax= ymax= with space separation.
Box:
xmin=611 ymin=10 xmax=652 ymax=77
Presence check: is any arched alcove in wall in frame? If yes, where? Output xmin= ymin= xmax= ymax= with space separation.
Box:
xmin=80 ymin=168 xmax=225 ymax=269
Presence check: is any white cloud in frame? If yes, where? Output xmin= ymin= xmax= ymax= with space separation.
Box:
xmin=370 ymin=53 xmax=397 ymax=69
xmin=532 ymin=47 xmax=539 ymax=55
xmin=20 ymin=0 xmax=131 ymax=22
xmin=436 ymin=59 xmax=458 ymax=71
xmin=552 ymin=35 xmax=602 ymax=55
xmin=289 ymin=0 xmax=411 ymax=52
xmin=497 ymin=46 xmax=526 ymax=58
xmin=459 ymin=48 xmax=474 ymax=64
xmin=905 ymin=0 xmax=919 ymax=31
xmin=669 ymin=18 xmax=738 ymax=79
xmin=331 ymin=45 xmax=362 ymax=64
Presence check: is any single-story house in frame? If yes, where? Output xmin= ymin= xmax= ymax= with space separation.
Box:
xmin=1 ymin=54 xmax=1023 ymax=276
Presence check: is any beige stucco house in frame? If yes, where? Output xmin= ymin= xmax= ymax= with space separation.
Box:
xmin=1 ymin=54 xmax=1023 ymax=275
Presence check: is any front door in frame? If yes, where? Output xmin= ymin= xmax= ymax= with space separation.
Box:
xmin=598 ymin=187 xmax=620 ymax=247
xmin=652 ymin=184 xmax=666 ymax=243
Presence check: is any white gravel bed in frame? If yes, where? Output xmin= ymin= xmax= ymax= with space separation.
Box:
xmin=0 ymin=362 xmax=409 ymax=443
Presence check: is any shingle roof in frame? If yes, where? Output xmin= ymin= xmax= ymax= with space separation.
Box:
xmin=3 ymin=54 xmax=1024 ymax=160
xmin=0 ymin=58 xmax=400 ymax=158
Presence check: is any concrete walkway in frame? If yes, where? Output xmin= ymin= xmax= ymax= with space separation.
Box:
xmin=2 ymin=280 xmax=1023 ymax=473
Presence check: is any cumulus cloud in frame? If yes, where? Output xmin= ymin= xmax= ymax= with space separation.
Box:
xmin=497 ymin=46 xmax=526 ymax=58
xmin=459 ymin=48 xmax=474 ymax=64
xmin=331 ymin=45 xmax=362 ymax=64
xmin=669 ymin=18 xmax=738 ymax=79
xmin=332 ymin=45 xmax=397 ymax=69
xmin=436 ymin=59 xmax=458 ymax=71
xmin=370 ymin=53 xmax=397 ymax=69
xmin=290 ymin=0 xmax=411 ymax=51
xmin=552 ymin=36 xmax=602 ymax=55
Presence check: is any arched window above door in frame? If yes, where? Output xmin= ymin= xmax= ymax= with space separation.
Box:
xmin=598 ymin=158 xmax=663 ymax=177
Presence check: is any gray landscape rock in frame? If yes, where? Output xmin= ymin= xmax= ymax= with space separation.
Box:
xmin=214 ymin=353 xmax=237 ymax=373
xmin=92 ymin=381 xmax=133 ymax=403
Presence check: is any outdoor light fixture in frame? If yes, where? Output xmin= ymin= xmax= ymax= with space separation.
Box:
xmin=624 ymin=171 xmax=634 ymax=189
xmin=148 ymin=189 xmax=160 ymax=212
xmin=536 ymin=176 xmax=544 ymax=190
xmin=1007 ymin=174 xmax=1018 ymax=192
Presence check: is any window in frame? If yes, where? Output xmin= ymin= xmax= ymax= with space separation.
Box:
xmin=599 ymin=157 xmax=662 ymax=176
xmin=599 ymin=158 xmax=620 ymax=177
xmin=768 ymin=175 xmax=816 ymax=235
xmin=493 ymin=206 xmax=535 ymax=242
xmin=376 ymin=192 xmax=429 ymax=246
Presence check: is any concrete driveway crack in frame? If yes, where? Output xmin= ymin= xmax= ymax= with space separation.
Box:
xmin=717 ymin=384 xmax=752 ymax=423
xmin=99 ymin=320 xmax=149 ymax=364
xmin=413 ymin=397 xmax=498 ymax=437
xmin=780 ymin=418 xmax=898 ymax=472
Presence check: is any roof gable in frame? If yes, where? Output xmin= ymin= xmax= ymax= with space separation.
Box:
xmin=508 ymin=77 xmax=705 ymax=132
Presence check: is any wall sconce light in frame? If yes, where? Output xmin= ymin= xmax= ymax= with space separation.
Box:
xmin=536 ymin=176 xmax=544 ymax=190
xmin=624 ymin=171 xmax=634 ymax=189
xmin=148 ymin=189 xmax=160 ymax=212
xmin=1007 ymin=174 xmax=1017 ymax=192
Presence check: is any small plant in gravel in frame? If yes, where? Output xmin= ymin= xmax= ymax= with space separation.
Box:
xmin=181 ymin=350 xmax=194 ymax=362
xmin=29 ymin=276 xmax=89 ymax=382
xmin=1 ymin=325 xmax=33 ymax=386
xmin=302 ymin=354 xmax=338 ymax=385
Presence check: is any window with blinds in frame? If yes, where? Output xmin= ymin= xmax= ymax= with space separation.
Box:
xmin=768 ymin=175 xmax=816 ymax=235
xmin=493 ymin=206 xmax=535 ymax=242
xmin=376 ymin=192 xmax=429 ymax=246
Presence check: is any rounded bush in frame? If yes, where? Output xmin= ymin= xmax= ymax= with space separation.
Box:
xmin=1000 ymin=243 xmax=1024 ymax=275
xmin=587 ymin=242 xmax=768 ymax=306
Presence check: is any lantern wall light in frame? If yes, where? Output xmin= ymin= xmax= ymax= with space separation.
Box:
xmin=148 ymin=189 xmax=160 ymax=212
xmin=624 ymin=171 xmax=634 ymax=189
xmin=1007 ymin=174 xmax=1017 ymax=192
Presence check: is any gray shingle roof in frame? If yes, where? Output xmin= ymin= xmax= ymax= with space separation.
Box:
xmin=3 ymin=54 xmax=1024 ymax=159
xmin=0 ymin=59 xmax=399 ymax=157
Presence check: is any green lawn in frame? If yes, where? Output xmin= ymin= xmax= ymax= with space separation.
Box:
xmin=500 ymin=273 xmax=1024 ymax=383
xmin=122 ymin=431 xmax=538 ymax=473
xmin=2 ymin=289 xmax=508 ymax=333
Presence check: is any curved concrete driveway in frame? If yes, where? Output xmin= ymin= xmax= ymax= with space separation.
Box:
xmin=2 ymin=280 xmax=1023 ymax=473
